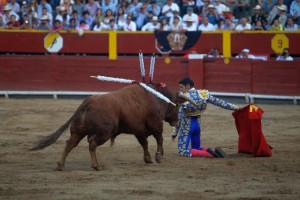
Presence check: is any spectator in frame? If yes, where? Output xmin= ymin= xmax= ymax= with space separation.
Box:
xmin=182 ymin=0 xmax=196 ymax=15
xmin=182 ymin=17 xmax=197 ymax=31
xmin=55 ymin=6 xmax=70 ymax=26
xmin=20 ymin=1 xmax=28 ymax=18
xmin=195 ymin=0 xmax=205 ymax=15
xmin=160 ymin=17 xmax=171 ymax=30
xmin=28 ymin=0 xmax=38 ymax=19
xmin=289 ymin=0 xmax=300 ymax=25
xmin=93 ymin=19 xmax=107 ymax=31
xmin=80 ymin=10 xmax=93 ymax=27
xmin=92 ymin=8 xmax=104 ymax=27
xmin=224 ymin=0 xmax=237 ymax=15
xmin=60 ymin=0 xmax=73 ymax=15
xmin=207 ymin=47 xmax=223 ymax=57
xmin=267 ymin=0 xmax=285 ymax=25
xmin=8 ymin=0 xmax=20 ymax=15
xmin=135 ymin=5 xmax=148 ymax=30
xmin=206 ymin=4 xmax=219 ymax=26
xmin=141 ymin=15 xmax=160 ymax=31
xmin=103 ymin=8 xmax=114 ymax=25
xmin=147 ymin=0 xmax=161 ymax=17
xmin=21 ymin=14 xmax=32 ymax=29
xmin=128 ymin=0 xmax=143 ymax=20
xmin=106 ymin=18 xmax=118 ymax=30
xmin=235 ymin=17 xmax=251 ymax=31
xmin=117 ymin=0 xmax=130 ymax=16
xmin=269 ymin=18 xmax=283 ymax=30
xmin=251 ymin=5 xmax=268 ymax=28
xmin=2 ymin=5 xmax=20 ymax=24
xmin=169 ymin=10 xmax=182 ymax=26
xmin=52 ymin=19 xmax=63 ymax=31
xmin=234 ymin=0 xmax=248 ymax=20
xmin=37 ymin=0 xmax=52 ymax=18
xmin=276 ymin=48 xmax=294 ymax=61
xmin=156 ymin=0 xmax=167 ymax=8
xmin=183 ymin=6 xmax=199 ymax=27
xmin=170 ymin=15 xmax=183 ymax=31
xmin=71 ymin=10 xmax=80 ymax=26
xmin=220 ymin=17 xmax=235 ymax=30
xmin=0 ymin=15 xmax=5 ymax=29
xmin=64 ymin=18 xmax=76 ymax=30
xmin=221 ymin=6 xmax=236 ymax=24
xmin=285 ymin=17 xmax=298 ymax=30
xmin=270 ymin=5 xmax=288 ymax=27
xmin=215 ymin=0 xmax=227 ymax=15
xmin=28 ymin=9 xmax=38 ymax=28
xmin=235 ymin=49 xmax=256 ymax=59
xmin=123 ymin=14 xmax=137 ymax=31
xmin=5 ymin=14 xmax=21 ymax=29
xmin=253 ymin=20 xmax=266 ymax=30
xmin=37 ymin=15 xmax=51 ymax=30
xmin=72 ymin=0 xmax=85 ymax=16
xmin=76 ymin=19 xmax=90 ymax=30
xmin=161 ymin=0 xmax=180 ymax=19
xmin=115 ymin=7 xmax=127 ymax=30
xmin=41 ymin=7 xmax=53 ymax=26
xmin=102 ymin=0 xmax=116 ymax=14
xmin=199 ymin=16 xmax=216 ymax=31
xmin=201 ymin=0 xmax=211 ymax=16
xmin=84 ymin=0 xmax=101 ymax=18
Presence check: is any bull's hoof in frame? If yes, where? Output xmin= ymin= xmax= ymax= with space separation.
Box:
xmin=155 ymin=152 xmax=162 ymax=163
xmin=91 ymin=165 xmax=101 ymax=171
xmin=144 ymin=156 xmax=153 ymax=164
xmin=56 ymin=162 xmax=65 ymax=171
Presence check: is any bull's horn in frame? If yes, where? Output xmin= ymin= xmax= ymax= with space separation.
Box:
xmin=178 ymin=92 xmax=197 ymax=106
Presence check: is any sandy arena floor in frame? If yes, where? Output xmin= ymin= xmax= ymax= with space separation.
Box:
xmin=0 ymin=98 xmax=299 ymax=200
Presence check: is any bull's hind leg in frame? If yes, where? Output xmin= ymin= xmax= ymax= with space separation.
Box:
xmin=153 ymin=132 xmax=163 ymax=163
xmin=57 ymin=133 xmax=84 ymax=171
xmin=88 ymin=134 xmax=102 ymax=171
xmin=136 ymin=136 xmax=152 ymax=163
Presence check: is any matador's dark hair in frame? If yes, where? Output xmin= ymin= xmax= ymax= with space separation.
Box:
xmin=179 ymin=77 xmax=194 ymax=87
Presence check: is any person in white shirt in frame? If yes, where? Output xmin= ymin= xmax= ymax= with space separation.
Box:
xmin=93 ymin=19 xmax=107 ymax=31
xmin=276 ymin=48 xmax=294 ymax=61
xmin=123 ymin=14 xmax=137 ymax=31
xmin=198 ymin=16 xmax=216 ymax=31
xmin=182 ymin=6 xmax=199 ymax=27
xmin=141 ymin=16 xmax=160 ymax=31
xmin=214 ymin=0 xmax=226 ymax=15
xmin=170 ymin=16 xmax=183 ymax=31
xmin=169 ymin=10 xmax=182 ymax=27
xmin=234 ymin=17 xmax=251 ymax=31
xmin=161 ymin=0 xmax=180 ymax=19
xmin=182 ymin=17 xmax=198 ymax=31
xmin=235 ymin=49 xmax=256 ymax=59
xmin=2 ymin=5 xmax=20 ymax=24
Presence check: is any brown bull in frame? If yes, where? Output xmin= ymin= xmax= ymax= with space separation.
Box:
xmin=30 ymin=83 xmax=194 ymax=171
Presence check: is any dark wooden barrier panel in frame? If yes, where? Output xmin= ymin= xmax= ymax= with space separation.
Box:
xmin=252 ymin=61 xmax=300 ymax=95
xmin=203 ymin=58 xmax=252 ymax=93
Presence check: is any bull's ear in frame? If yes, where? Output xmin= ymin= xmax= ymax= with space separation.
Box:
xmin=176 ymin=92 xmax=197 ymax=106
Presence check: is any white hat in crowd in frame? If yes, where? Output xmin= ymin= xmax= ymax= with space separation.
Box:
xmin=152 ymin=16 xmax=158 ymax=21
xmin=254 ymin=5 xmax=261 ymax=10
xmin=3 ymin=5 xmax=12 ymax=11
xmin=40 ymin=15 xmax=49 ymax=21
xmin=184 ymin=17 xmax=194 ymax=22
xmin=223 ymin=7 xmax=231 ymax=12
xmin=277 ymin=5 xmax=287 ymax=11
xmin=242 ymin=49 xmax=250 ymax=53
xmin=208 ymin=4 xmax=215 ymax=9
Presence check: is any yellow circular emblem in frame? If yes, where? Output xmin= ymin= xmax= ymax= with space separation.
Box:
xmin=165 ymin=57 xmax=171 ymax=64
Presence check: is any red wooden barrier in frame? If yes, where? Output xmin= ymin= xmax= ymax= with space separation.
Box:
xmin=1 ymin=55 xmax=299 ymax=95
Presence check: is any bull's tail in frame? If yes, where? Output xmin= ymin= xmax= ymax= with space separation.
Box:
xmin=29 ymin=115 xmax=74 ymax=151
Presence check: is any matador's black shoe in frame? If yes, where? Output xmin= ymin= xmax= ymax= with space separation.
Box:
xmin=207 ymin=148 xmax=221 ymax=158
xmin=215 ymin=147 xmax=226 ymax=158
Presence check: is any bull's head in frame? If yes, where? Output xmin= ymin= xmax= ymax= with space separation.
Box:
xmin=153 ymin=83 xmax=196 ymax=126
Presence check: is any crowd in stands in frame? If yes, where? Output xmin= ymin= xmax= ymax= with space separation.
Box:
xmin=0 ymin=0 xmax=299 ymax=31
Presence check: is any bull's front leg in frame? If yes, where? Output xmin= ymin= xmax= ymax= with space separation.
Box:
xmin=136 ymin=136 xmax=152 ymax=163
xmin=153 ymin=132 xmax=163 ymax=163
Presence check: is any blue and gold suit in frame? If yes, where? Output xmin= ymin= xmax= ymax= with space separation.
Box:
xmin=173 ymin=89 xmax=240 ymax=157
